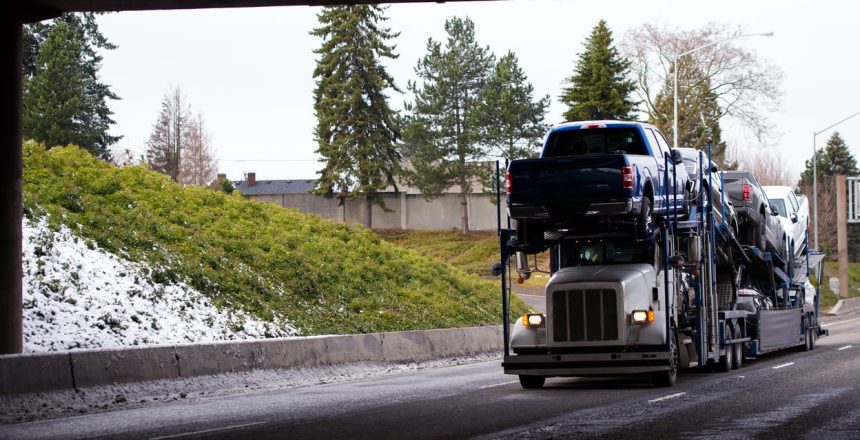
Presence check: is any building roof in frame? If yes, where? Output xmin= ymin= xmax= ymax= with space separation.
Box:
xmin=234 ymin=179 xmax=317 ymax=195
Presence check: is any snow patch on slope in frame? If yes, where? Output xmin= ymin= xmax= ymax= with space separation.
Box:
xmin=22 ymin=216 xmax=296 ymax=352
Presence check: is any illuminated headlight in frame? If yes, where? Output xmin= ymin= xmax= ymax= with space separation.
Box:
xmin=522 ymin=313 xmax=545 ymax=327
xmin=630 ymin=309 xmax=655 ymax=324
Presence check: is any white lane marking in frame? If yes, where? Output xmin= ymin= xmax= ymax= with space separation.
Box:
xmin=479 ymin=380 xmax=519 ymax=389
xmin=773 ymin=362 xmax=795 ymax=369
xmin=149 ymin=421 xmax=267 ymax=440
xmin=822 ymin=316 xmax=860 ymax=327
xmin=648 ymin=392 xmax=686 ymax=403
xmin=837 ymin=345 xmax=853 ymax=351
xmin=515 ymin=293 xmax=545 ymax=299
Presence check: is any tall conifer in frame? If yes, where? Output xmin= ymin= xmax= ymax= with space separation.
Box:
xmin=402 ymin=17 xmax=495 ymax=233
xmin=560 ymin=20 xmax=636 ymax=121
xmin=311 ymin=5 xmax=401 ymax=226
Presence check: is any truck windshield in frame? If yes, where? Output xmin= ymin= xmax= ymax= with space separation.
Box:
xmin=543 ymin=127 xmax=647 ymax=157
xmin=558 ymin=239 xmax=654 ymax=268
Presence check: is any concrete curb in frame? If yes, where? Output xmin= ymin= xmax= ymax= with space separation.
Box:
xmin=828 ymin=297 xmax=860 ymax=316
xmin=0 ymin=326 xmax=502 ymax=396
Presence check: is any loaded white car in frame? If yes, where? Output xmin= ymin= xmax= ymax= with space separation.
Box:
xmin=763 ymin=186 xmax=809 ymax=258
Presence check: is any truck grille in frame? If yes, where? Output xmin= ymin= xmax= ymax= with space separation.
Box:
xmin=551 ymin=289 xmax=619 ymax=342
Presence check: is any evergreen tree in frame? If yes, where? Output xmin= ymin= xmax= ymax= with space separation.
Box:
xmin=311 ymin=5 xmax=402 ymax=227
xmin=475 ymin=51 xmax=550 ymax=161
xmin=560 ymin=20 xmax=636 ymax=121
xmin=23 ymin=13 xmax=119 ymax=159
xmin=798 ymin=132 xmax=859 ymax=191
xmin=402 ymin=17 xmax=495 ymax=233
xmin=798 ymin=132 xmax=860 ymax=259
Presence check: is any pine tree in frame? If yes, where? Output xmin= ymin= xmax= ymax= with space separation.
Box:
xmin=311 ymin=5 xmax=402 ymax=227
xmin=23 ymin=13 xmax=119 ymax=159
xmin=476 ymin=51 xmax=550 ymax=161
xmin=798 ymin=132 xmax=859 ymax=191
xmin=798 ymin=132 xmax=860 ymax=259
xmin=560 ymin=20 xmax=636 ymax=121
xmin=402 ymin=16 xmax=495 ymax=233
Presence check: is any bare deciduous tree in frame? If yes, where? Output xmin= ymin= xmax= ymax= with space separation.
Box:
xmin=621 ymin=23 xmax=783 ymax=145
xmin=178 ymin=113 xmax=218 ymax=186
xmin=734 ymin=147 xmax=796 ymax=187
xmin=146 ymin=85 xmax=190 ymax=182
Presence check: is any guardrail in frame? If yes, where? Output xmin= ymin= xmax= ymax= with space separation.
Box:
xmin=0 ymin=326 xmax=503 ymax=396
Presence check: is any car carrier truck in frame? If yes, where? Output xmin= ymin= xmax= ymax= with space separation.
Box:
xmin=494 ymin=121 xmax=827 ymax=388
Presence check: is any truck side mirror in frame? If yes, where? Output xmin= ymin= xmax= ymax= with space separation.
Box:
xmin=490 ymin=262 xmax=503 ymax=277
xmin=770 ymin=204 xmax=779 ymax=216
xmin=790 ymin=213 xmax=798 ymax=223
xmin=669 ymin=254 xmax=685 ymax=269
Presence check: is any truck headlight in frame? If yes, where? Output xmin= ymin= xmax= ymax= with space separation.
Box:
xmin=522 ymin=313 xmax=544 ymax=327
xmin=631 ymin=309 xmax=655 ymax=324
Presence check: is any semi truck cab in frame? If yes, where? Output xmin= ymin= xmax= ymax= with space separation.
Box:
xmin=504 ymin=237 xmax=679 ymax=388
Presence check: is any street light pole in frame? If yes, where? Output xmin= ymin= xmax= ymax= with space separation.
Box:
xmin=812 ymin=111 xmax=860 ymax=250
xmin=672 ymin=32 xmax=774 ymax=149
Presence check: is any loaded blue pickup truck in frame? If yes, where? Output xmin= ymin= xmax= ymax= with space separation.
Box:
xmin=506 ymin=121 xmax=690 ymax=249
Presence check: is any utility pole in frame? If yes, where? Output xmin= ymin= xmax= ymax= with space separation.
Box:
xmin=837 ymin=175 xmax=849 ymax=298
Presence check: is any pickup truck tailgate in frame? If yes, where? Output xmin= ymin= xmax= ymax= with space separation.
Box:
xmin=508 ymin=155 xmax=630 ymax=205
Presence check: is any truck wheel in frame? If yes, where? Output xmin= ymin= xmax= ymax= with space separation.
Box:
xmin=653 ymin=336 xmax=678 ymax=387
xmin=638 ymin=196 xmax=654 ymax=240
xmin=718 ymin=328 xmax=734 ymax=373
xmin=518 ymin=375 xmax=545 ymax=389
xmin=803 ymin=318 xmax=814 ymax=352
xmin=733 ymin=341 xmax=743 ymax=369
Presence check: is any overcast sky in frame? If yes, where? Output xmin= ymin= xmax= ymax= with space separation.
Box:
xmin=95 ymin=0 xmax=860 ymax=182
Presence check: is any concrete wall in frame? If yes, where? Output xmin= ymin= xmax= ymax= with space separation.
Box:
xmin=0 ymin=326 xmax=503 ymax=396
xmin=247 ymin=192 xmax=500 ymax=231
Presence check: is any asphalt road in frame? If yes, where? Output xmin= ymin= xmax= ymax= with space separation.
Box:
xmin=3 ymin=315 xmax=860 ymax=440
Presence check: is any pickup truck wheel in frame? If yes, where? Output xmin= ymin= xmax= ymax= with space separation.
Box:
xmin=638 ymin=196 xmax=654 ymax=240
xmin=519 ymin=375 xmax=545 ymax=389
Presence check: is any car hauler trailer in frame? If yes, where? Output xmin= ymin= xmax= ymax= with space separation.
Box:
xmin=495 ymin=144 xmax=827 ymax=389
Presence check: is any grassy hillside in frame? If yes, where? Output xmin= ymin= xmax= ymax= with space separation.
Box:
xmin=23 ymin=144 xmax=526 ymax=336
xmin=376 ymin=230 xmax=552 ymax=288
xmin=375 ymin=230 xmax=501 ymax=276
xmin=816 ymin=261 xmax=860 ymax=309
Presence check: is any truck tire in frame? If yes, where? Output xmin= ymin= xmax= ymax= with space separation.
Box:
xmin=733 ymin=339 xmax=743 ymax=369
xmin=638 ymin=195 xmax=654 ymax=240
xmin=803 ymin=317 xmax=814 ymax=352
xmin=652 ymin=335 xmax=678 ymax=387
xmin=519 ymin=375 xmax=545 ymax=389
xmin=718 ymin=327 xmax=734 ymax=372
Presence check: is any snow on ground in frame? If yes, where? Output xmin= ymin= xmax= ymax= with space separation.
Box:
xmin=22 ymin=216 xmax=297 ymax=352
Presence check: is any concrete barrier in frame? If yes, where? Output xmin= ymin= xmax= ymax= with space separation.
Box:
xmin=828 ymin=297 xmax=860 ymax=315
xmin=70 ymin=345 xmax=180 ymax=388
xmin=0 ymin=352 xmax=73 ymax=395
xmin=0 ymin=326 xmax=502 ymax=396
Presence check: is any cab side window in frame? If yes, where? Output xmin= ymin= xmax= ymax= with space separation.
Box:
xmin=645 ymin=129 xmax=665 ymax=158
xmin=788 ymin=192 xmax=800 ymax=212
xmin=654 ymin=131 xmax=673 ymax=160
